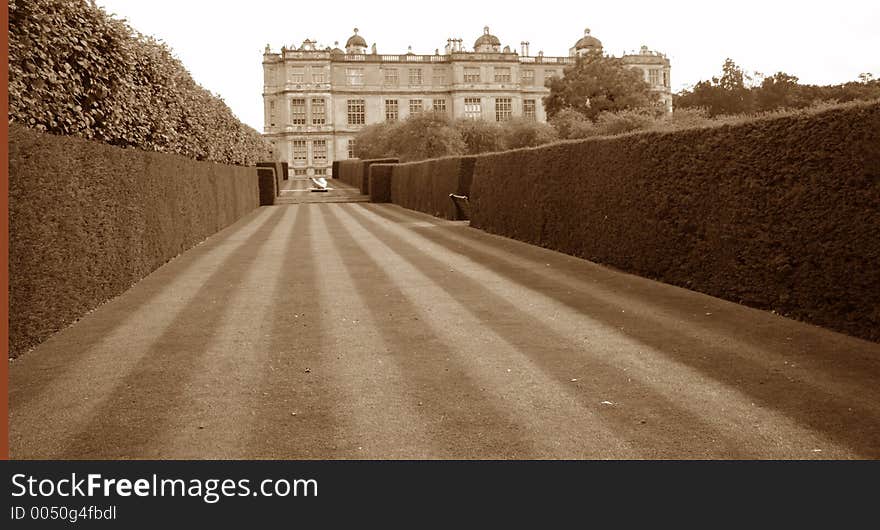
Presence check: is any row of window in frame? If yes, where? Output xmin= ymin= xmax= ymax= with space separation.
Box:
xmin=293 ymin=168 xmax=327 ymax=176
xmin=288 ymin=68 xmax=326 ymax=84
xmin=348 ymin=98 xmax=537 ymax=124
xmin=291 ymin=139 xmax=327 ymax=165
xmin=647 ymin=68 xmax=670 ymax=87
xmin=383 ymin=99 xmax=447 ymax=121
xmin=273 ymin=98 xmax=538 ymax=127
xmin=344 ymin=67 xmax=555 ymax=86
xmin=289 ymin=98 xmax=326 ymax=125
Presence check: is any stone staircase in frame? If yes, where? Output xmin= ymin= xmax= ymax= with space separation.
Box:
xmin=274 ymin=177 xmax=370 ymax=205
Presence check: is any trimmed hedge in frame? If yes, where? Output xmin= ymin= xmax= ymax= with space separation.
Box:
xmin=257 ymin=168 xmax=278 ymax=206
xmin=338 ymin=158 xmax=399 ymax=194
xmin=8 ymin=0 xmax=269 ymax=165
xmin=369 ymin=164 xmax=394 ymax=203
xmin=258 ymin=161 xmax=288 ymax=181
xmin=338 ymin=159 xmax=363 ymax=188
xmin=470 ymin=101 xmax=880 ymax=342
xmin=9 ymin=125 xmax=261 ymax=357
xmin=388 ymin=155 xmax=477 ymax=220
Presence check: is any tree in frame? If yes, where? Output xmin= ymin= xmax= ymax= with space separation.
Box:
xmin=395 ymin=112 xmax=465 ymax=161
xmin=675 ymin=58 xmax=755 ymax=116
xmin=453 ymin=118 xmax=506 ymax=154
xmin=352 ymin=121 xmax=399 ymax=159
xmin=501 ymin=118 xmax=558 ymax=149
xmin=754 ymin=72 xmax=809 ymax=112
xmin=543 ymin=52 xmax=656 ymax=121
xmin=548 ymin=108 xmax=597 ymax=139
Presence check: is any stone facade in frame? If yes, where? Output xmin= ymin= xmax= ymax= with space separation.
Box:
xmin=262 ymin=27 xmax=672 ymax=175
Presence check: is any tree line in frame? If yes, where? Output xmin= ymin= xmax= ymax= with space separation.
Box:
xmin=354 ymin=51 xmax=879 ymax=162
xmin=675 ymin=59 xmax=880 ymax=116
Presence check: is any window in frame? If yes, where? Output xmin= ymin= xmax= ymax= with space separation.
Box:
xmin=495 ymin=98 xmax=512 ymax=122
xmin=290 ymin=98 xmax=306 ymax=125
xmin=385 ymin=99 xmax=399 ymax=122
xmin=649 ymin=69 xmax=660 ymax=85
xmin=409 ymin=99 xmax=423 ymax=115
xmin=290 ymin=67 xmax=304 ymax=83
xmin=311 ymin=99 xmax=325 ymax=125
xmin=348 ymin=139 xmax=357 ymax=159
xmin=311 ymin=70 xmax=325 ymax=83
xmin=384 ymin=68 xmax=399 ymax=86
xmin=292 ymin=140 xmax=307 ymax=165
xmin=522 ymin=69 xmax=535 ymax=85
xmin=293 ymin=168 xmax=307 ymax=176
xmin=347 ymin=99 xmax=365 ymax=125
xmin=314 ymin=168 xmax=326 ymax=176
xmin=313 ymin=140 xmax=327 ymax=163
xmin=464 ymin=67 xmax=481 ymax=83
xmin=346 ymin=68 xmax=364 ymax=86
xmin=433 ymin=70 xmax=446 ymax=85
xmin=409 ymin=68 xmax=423 ymax=85
xmin=464 ymin=97 xmax=481 ymax=120
xmin=269 ymin=101 xmax=276 ymax=126
xmin=545 ymin=69 xmax=560 ymax=80
xmin=433 ymin=99 xmax=447 ymax=113
xmin=662 ymin=70 xmax=669 ymax=87
xmin=523 ymin=99 xmax=536 ymax=120
xmin=494 ymin=67 xmax=511 ymax=83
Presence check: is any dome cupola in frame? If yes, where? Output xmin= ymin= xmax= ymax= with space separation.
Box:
xmin=574 ymin=28 xmax=602 ymax=55
xmin=474 ymin=26 xmax=501 ymax=52
xmin=345 ymin=28 xmax=367 ymax=54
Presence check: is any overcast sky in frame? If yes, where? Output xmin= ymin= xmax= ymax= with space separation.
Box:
xmin=96 ymin=0 xmax=880 ymax=131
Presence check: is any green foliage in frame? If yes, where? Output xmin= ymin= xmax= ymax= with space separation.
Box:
xmin=354 ymin=112 xmax=466 ymax=162
xmin=8 ymin=0 xmax=269 ymax=165
xmin=548 ymin=108 xmax=598 ymax=139
xmin=454 ymin=119 xmax=507 ymax=154
xmin=353 ymin=122 xmax=399 ymax=159
xmin=501 ymin=119 xmax=559 ymax=149
xmin=543 ymin=52 xmax=657 ymax=120
xmin=593 ymin=109 xmax=657 ymax=136
xmin=677 ymin=59 xmax=880 ymax=116
xmin=394 ymin=112 xmax=467 ymax=162
xmin=355 ymin=114 xmax=558 ymax=162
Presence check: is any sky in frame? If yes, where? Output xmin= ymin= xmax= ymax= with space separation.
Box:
xmin=96 ymin=0 xmax=880 ymax=131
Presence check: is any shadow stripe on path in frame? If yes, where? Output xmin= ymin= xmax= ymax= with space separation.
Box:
xmin=17 ymin=208 xmax=289 ymax=459
xmin=9 ymin=207 xmax=273 ymax=411
xmin=359 ymin=204 xmax=880 ymax=458
xmin=340 ymin=204 xmax=758 ymax=458
xmin=321 ymin=204 xmax=543 ymax=458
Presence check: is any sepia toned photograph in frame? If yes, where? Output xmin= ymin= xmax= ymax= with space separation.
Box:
xmin=6 ymin=0 xmax=879 ymax=464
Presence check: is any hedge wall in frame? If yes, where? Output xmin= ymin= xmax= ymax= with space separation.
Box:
xmin=337 ymin=159 xmax=363 ymax=189
xmin=8 ymin=0 xmax=269 ymax=166
xmin=9 ymin=125 xmax=261 ymax=357
xmin=369 ymin=164 xmax=395 ymax=203
xmin=387 ymin=155 xmax=477 ymax=220
xmin=469 ymin=101 xmax=880 ymax=342
xmin=338 ymin=158 xmax=399 ymax=194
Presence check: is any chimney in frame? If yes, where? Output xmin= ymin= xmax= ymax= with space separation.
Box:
xmin=520 ymin=41 xmax=530 ymax=56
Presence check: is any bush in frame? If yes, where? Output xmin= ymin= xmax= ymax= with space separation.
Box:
xmin=549 ymin=108 xmax=598 ymax=139
xmin=593 ymin=108 xmax=657 ymax=136
xmin=471 ymin=100 xmax=880 ymax=342
xmin=353 ymin=121 xmax=399 ymax=159
xmin=501 ymin=119 xmax=559 ymax=149
xmin=9 ymin=124 xmax=260 ymax=357
xmin=453 ymin=119 xmax=507 ymax=154
xmin=394 ymin=112 xmax=466 ymax=162
xmin=8 ymin=0 xmax=269 ymax=165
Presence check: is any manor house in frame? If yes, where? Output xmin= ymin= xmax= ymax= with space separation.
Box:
xmin=262 ymin=26 xmax=672 ymax=176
